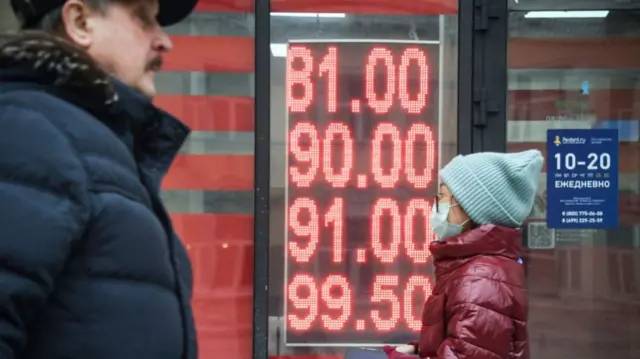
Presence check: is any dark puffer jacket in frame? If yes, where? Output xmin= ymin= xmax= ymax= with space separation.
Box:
xmin=386 ymin=225 xmax=529 ymax=359
xmin=0 ymin=32 xmax=196 ymax=359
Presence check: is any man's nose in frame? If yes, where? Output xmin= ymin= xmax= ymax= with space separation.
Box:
xmin=154 ymin=31 xmax=173 ymax=53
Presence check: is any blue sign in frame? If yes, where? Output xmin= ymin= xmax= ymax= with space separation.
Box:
xmin=581 ymin=80 xmax=590 ymax=95
xmin=593 ymin=120 xmax=639 ymax=142
xmin=546 ymin=129 xmax=619 ymax=229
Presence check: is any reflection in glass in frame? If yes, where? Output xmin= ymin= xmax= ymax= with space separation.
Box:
xmin=156 ymin=5 xmax=257 ymax=359
xmin=269 ymin=8 xmax=458 ymax=357
xmin=508 ymin=4 xmax=640 ymax=359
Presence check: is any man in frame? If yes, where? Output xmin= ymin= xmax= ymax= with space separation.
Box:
xmin=0 ymin=0 xmax=197 ymax=358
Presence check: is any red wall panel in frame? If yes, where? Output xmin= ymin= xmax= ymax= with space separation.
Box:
xmin=155 ymin=95 xmax=255 ymax=132
xmin=163 ymin=155 xmax=254 ymax=191
xmin=195 ymin=0 xmax=457 ymax=14
xmin=165 ymin=36 xmax=254 ymax=72
xmin=509 ymin=37 xmax=640 ymax=69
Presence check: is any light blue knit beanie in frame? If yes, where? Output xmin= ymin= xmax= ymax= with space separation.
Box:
xmin=439 ymin=150 xmax=544 ymax=228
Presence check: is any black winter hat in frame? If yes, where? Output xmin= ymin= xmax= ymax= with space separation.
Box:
xmin=10 ymin=0 xmax=197 ymax=28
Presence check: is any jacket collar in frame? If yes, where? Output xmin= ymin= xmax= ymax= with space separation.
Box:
xmin=0 ymin=31 xmax=189 ymax=174
xmin=109 ymin=79 xmax=189 ymax=173
xmin=429 ymin=224 xmax=522 ymax=276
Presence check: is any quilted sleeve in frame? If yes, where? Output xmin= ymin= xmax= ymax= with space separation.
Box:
xmin=436 ymin=277 xmax=515 ymax=359
xmin=0 ymin=104 xmax=90 ymax=358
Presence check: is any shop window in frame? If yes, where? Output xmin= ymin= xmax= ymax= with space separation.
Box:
xmin=268 ymin=1 xmax=458 ymax=356
xmin=508 ymin=3 xmax=640 ymax=358
xmin=159 ymin=2 xmax=255 ymax=359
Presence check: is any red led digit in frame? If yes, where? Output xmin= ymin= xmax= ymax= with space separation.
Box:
xmin=405 ymin=123 xmax=436 ymax=189
xmin=372 ymin=123 xmax=402 ymax=188
xmin=320 ymin=275 xmax=352 ymax=331
xmin=287 ymin=273 xmax=319 ymax=331
xmin=403 ymin=275 xmax=433 ymax=331
xmin=288 ymin=197 xmax=319 ymax=263
xmin=398 ymin=48 xmax=429 ymax=114
xmin=325 ymin=197 xmax=344 ymax=263
xmin=371 ymin=198 xmax=402 ymax=263
xmin=404 ymin=198 xmax=436 ymax=264
xmin=319 ymin=46 xmax=338 ymax=113
xmin=323 ymin=123 xmax=354 ymax=188
xmin=287 ymin=45 xmax=314 ymax=113
xmin=371 ymin=275 xmax=400 ymax=331
xmin=365 ymin=47 xmax=396 ymax=114
xmin=289 ymin=122 xmax=320 ymax=188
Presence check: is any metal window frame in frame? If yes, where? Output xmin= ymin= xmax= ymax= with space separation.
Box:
xmin=457 ymin=0 xmax=508 ymax=154
xmin=253 ymin=0 xmax=270 ymax=357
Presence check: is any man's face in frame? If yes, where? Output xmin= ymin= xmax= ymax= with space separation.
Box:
xmin=62 ymin=0 xmax=172 ymax=97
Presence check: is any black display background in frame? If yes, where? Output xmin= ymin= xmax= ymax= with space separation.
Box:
xmin=285 ymin=41 xmax=441 ymax=345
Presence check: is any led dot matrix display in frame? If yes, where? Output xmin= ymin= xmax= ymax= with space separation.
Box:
xmin=284 ymin=40 xmax=441 ymax=345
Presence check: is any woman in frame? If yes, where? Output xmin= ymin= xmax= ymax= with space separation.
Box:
xmin=385 ymin=150 xmax=542 ymax=359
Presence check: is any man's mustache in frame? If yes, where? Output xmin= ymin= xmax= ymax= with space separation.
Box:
xmin=146 ymin=57 xmax=163 ymax=71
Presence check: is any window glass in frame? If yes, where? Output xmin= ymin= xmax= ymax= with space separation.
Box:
xmin=160 ymin=2 xmax=255 ymax=359
xmin=268 ymin=1 xmax=458 ymax=356
xmin=508 ymin=2 xmax=640 ymax=358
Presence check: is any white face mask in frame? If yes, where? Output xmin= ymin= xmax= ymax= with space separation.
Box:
xmin=430 ymin=202 xmax=467 ymax=240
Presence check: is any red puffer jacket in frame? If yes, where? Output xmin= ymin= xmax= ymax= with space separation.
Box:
xmin=385 ymin=224 xmax=529 ymax=359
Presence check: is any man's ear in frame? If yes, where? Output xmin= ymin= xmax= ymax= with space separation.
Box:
xmin=60 ymin=0 xmax=99 ymax=48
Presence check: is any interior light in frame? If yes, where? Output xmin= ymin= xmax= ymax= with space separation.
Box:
xmin=524 ymin=10 xmax=609 ymax=19
xmin=270 ymin=43 xmax=287 ymax=58
xmin=271 ymin=12 xmax=346 ymax=18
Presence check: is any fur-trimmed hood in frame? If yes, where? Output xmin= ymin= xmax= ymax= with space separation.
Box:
xmin=0 ymin=31 xmax=190 ymax=173
xmin=0 ymin=31 xmax=118 ymax=107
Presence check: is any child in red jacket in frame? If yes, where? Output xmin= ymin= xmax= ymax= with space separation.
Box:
xmin=385 ymin=150 xmax=542 ymax=359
